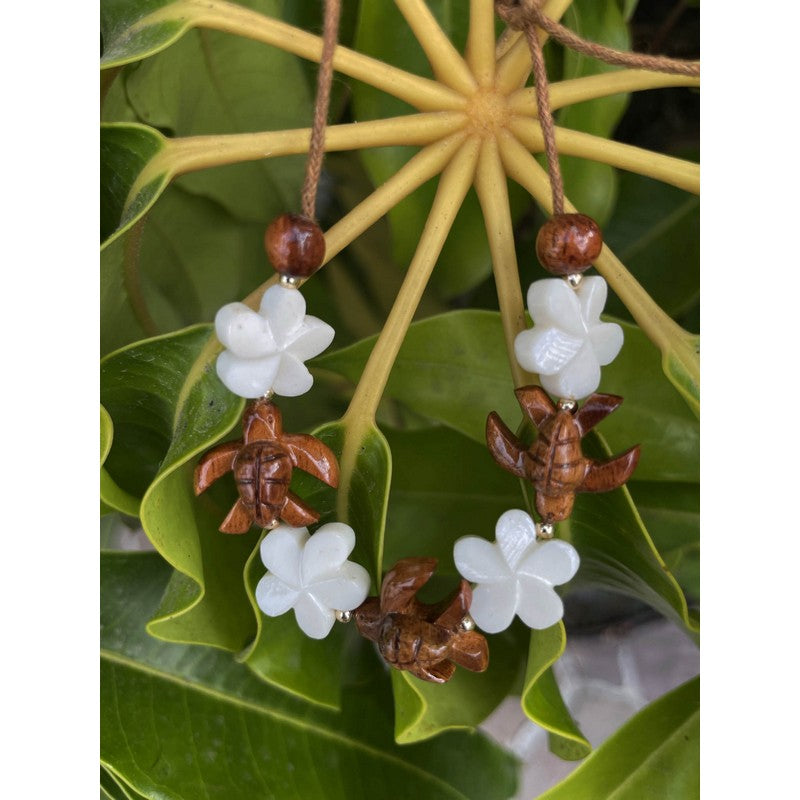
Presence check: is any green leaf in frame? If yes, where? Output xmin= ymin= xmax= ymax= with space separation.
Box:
xmin=100 ymin=184 xmax=269 ymax=356
xmin=537 ymin=677 xmax=699 ymax=800
xmin=101 ymin=551 xmax=520 ymax=800
xmin=383 ymin=426 xmax=521 ymax=573
xmin=351 ymin=0 xmax=526 ymax=298
xmin=604 ymin=172 xmax=700 ymax=326
xmin=392 ymin=623 xmax=526 ymax=744
xmin=101 ymin=0 xmax=197 ymax=68
xmin=101 ymin=325 xmax=259 ymax=650
xmin=100 ymin=767 xmax=147 ymax=800
xmin=100 ymin=123 xmax=168 ymax=246
xmin=557 ymin=0 xmax=632 ymax=225
xmin=100 ymin=403 xmax=141 ymax=517
xmin=522 ymin=623 xmax=591 ymax=761
xmin=100 ymin=405 xmax=113 ymax=466
xmin=316 ymin=312 xmax=698 ymax=482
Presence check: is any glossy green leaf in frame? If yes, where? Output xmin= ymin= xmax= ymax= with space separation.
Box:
xmin=100 ymin=184 xmax=269 ymax=356
xmin=383 ymin=426 xmax=522 ymax=573
xmin=123 ymin=2 xmax=312 ymax=224
xmin=100 ymin=123 xmax=168 ymax=246
xmin=316 ymin=311 xmax=698 ymax=482
xmin=100 ymin=405 xmax=113 ymax=466
xmin=663 ymin=336 xmax=700 ymax=418
xmin=522 ymin=623 xmax=591 ymax=761
xmin=538 ymin=677 xmax=699 ymax=800
xmin=100 ymin=767 xmax=146 ymax=800
xmin=392 ymin=623 xmax=527 ymax=744
xmin=101 ymin=551 xmax=519 ymax=800
xmin=557 ymin=0 xmax=631 ymax=225
xmin=351 ymin=0 xmax=526 ymax=298
xmin=100 ymin=404 xmax=141 ymax=517
xmin=604 ymin=171 xmax=699 ymax=326
xmin=101 ymin=325 xmax=259 ymax=650
xmin=101 ymin=0 xmax=197 ymax=68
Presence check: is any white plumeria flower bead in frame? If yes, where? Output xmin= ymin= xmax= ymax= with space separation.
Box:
xmin=453 ymin=509 xmax=579 ymax=634
xmin=215 ymin=284 xmax=334 ymax=398
xmin=255 ymin=523 xmax=370 ymax=639
xmin=514 ymin=276 xmax=623 ymax=400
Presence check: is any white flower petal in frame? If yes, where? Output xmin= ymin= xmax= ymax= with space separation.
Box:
xmin=284 ymin=316 xmax=335 ymax=360
xmin=495 ymin=509 xmax=538 ymax=571
xmin=309 ymin=561 xmax=370 ymax=610
xmin=301 ymin=523 xmax=356 ymax=585
xmin=514 ymin=326 xmax=584 ymax=376
xmin=215 ymin=303 xmax=276 ymax=358
xmin=516 ymin=575 xmax=565 ymax=629
xmin=260 ymin=526 xmax=307 ymax=586
xmin=517 ymin=539 xmax=580 ymax=586
xmin=453 ymin=537 xmax=510 ymax=582
xmin=259 ymin=285 xmax=306 ymax=345
xmin=216 ymin=351 xmax=281 ymax=399
xmin=470 ymin=580 xmax=518 ymax=634
xmin=528 ymin=279 xmax=584 ymax=336
xmin=540 ymin=343 xmax=601 ymax=400
xmin=255 ymin=574 xmax=299 ymax=617
xmin=576 ymin=276 xmax=608 ymax=324
xmin=588 ymin=321 xmax=624 ymax=366
xmin=294 ymin=593 xmax=336 ymax=639
xmin=271 ymin=354 xmax=314 ymax=397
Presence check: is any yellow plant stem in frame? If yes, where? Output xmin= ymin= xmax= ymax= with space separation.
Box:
xmin=474 ymin=137 xmax=535 ymax=388
xmin=132 ymin=112 xmax=467 ymax=198
xmin=467 ymin=0 xmax=497 ymax=87
xmin=512 ymin=69 xmax=701 ymax=114
xmin=186 ymin=0 xmax=466 ymax=112
xmin=394 ymin=0 xmax=477 ymax=95
xmin=498 ymin=130 xmax=699 ymax=391
xmin=339 ymin=136 xmax=481 ymax=456
xmin=509 ymin=117 xmax=700 ymax=194
xmin=494 ymin=0 xmax=574 ymax=93
xmin=324 ymin=131 xmax=469 ymax=261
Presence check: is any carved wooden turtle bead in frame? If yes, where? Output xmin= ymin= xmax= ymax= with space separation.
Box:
xmin=265 ymin=213 xmax=326 ymax=279
xmin=536 ymin=213 xmax=602 ymax=275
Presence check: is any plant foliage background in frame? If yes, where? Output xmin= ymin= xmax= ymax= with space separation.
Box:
xmin=100 ymin=1 xmax=699 ymax=797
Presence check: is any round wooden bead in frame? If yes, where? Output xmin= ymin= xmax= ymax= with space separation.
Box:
xmin=536 ymin=213 xmax=603 ymax=275
xmin=265 ymin=213 xmax=326 ymax=279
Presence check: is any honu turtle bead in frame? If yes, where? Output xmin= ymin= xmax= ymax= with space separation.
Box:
xmin=265 ymin=213 xmax=326 ymax=279
xmin=536 ymin=213 xmax=602 ymax=275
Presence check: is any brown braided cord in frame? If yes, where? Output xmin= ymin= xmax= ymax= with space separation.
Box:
xmin=495 ymin=0 xmax=700 ymax=76
xmin=301 ymin=0 xmax=342 ymax=220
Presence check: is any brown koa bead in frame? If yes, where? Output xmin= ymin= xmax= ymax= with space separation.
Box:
xmin=265 ymin=213 xmax=326 ymax=279
xmin=536 ymin=213 xmax=603 ymax=275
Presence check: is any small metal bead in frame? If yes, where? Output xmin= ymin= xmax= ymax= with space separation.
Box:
xmin=566 ymin=273 xmax=583 ymax=289
xmin=459 ymin=614 xmax=476 ymax=632
xmin=279 ymin=274 xmax=302 ymax=288
xmin=265 ymin=519 xmax=281 ymax=530
xmin=536 ymin=522 xmax=554 ymax=540
xmin=557 ymin=398 xmax=577 ymax=412
xmin=335 ymin=609 xmax=352 ymax=624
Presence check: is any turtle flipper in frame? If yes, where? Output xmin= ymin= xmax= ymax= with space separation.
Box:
xmin=194 ymin=441 xmax=240 ymax=495
xmin=574 ymin=393 xmax=624 ymax=436
xmin=411 ymin=659 xmax=455 ymax=684
xmin=281 ymin=492 xmax=320 ymax=527
xmin=448 ymin=631 xmax=490 ymax=673
xmin=283 ymin=434 xmax=340 ymax=488
xmin=431 ymin=579 xmax=472 ymax=628
xmin=219 ymin=499 xmax=254 ymax=534
xmin=486 ymin=412 xmax=526 ymax=477
xmin=352 ymin=597 xmax=382 ymax=643
xmin=381 ymin=558 xmax=437 ymax=614
xmin=515 ymin=386 xmax=556 ymax=428
xmin=579 ymin=445 xmax=640 ymax=493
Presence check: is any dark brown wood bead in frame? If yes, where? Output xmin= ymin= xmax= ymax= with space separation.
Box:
xmin=536 ymin=213 xmax=603 ymax=275
xmin=264 ymin=213 xmax=326 ymax=279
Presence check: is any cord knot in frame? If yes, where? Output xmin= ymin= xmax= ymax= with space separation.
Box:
xmin=494 ymin=0 xmax=544 ymax=31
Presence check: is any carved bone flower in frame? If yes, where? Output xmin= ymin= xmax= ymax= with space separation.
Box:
xmin=215 ymin=284 xmax=334 ymax=398
xmin=453 ymin=509 xmax=580 ymax=633
xmin=514 ymin=276 xmax=623 ymax=400
xmin=255 ymin=523 xmax=370 ymax=639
